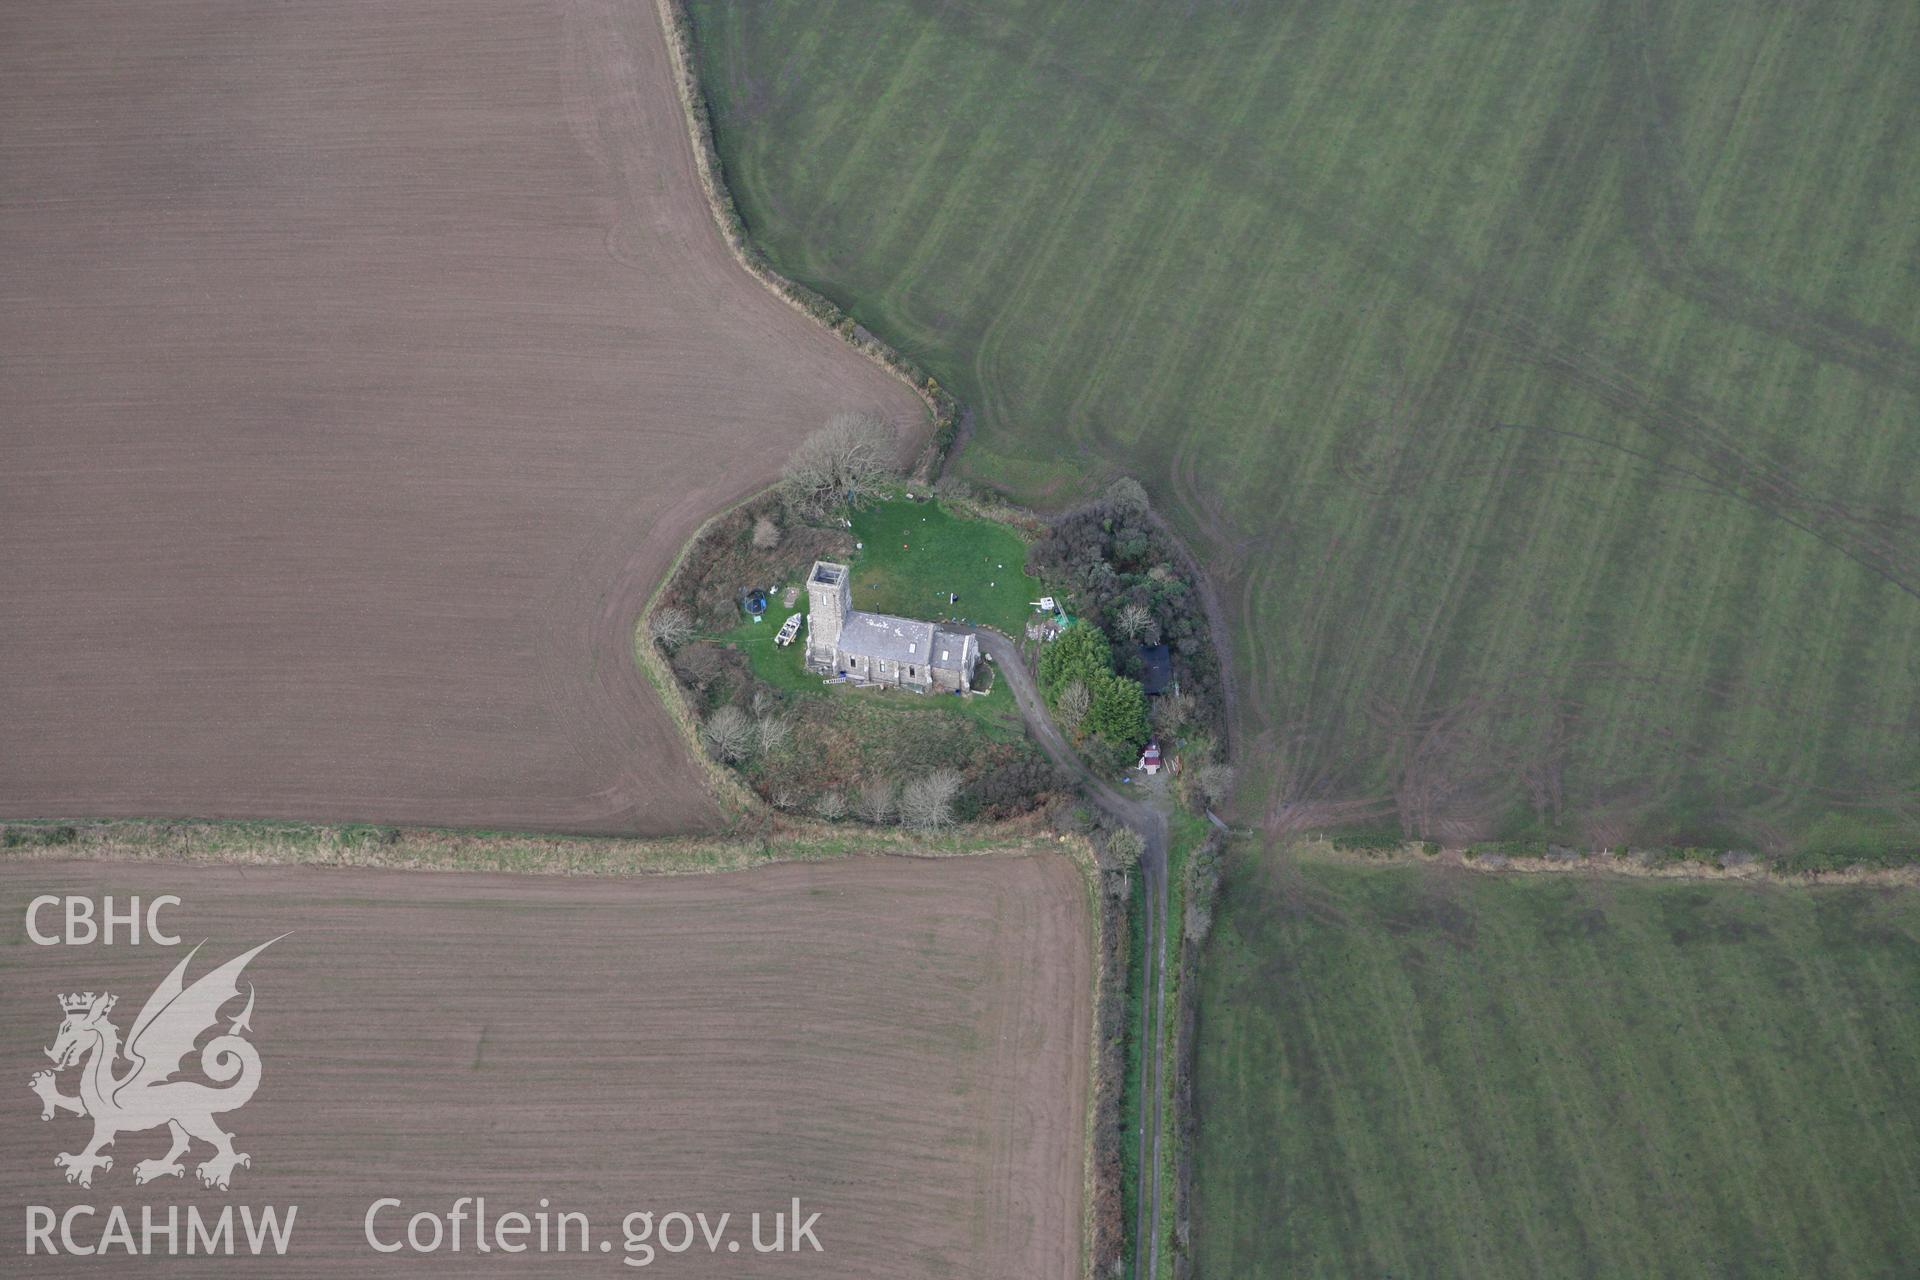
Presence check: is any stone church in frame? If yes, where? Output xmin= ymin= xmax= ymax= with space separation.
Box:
xmin=804 ymin=560 xmax=978 ymax=693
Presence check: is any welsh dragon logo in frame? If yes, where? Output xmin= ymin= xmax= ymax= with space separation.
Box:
xmin=30 ymin=938 xmax=284 ymax=1190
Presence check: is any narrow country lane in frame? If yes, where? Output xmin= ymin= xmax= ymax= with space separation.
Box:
xmin=969 ymin=629 xmax=1170 ymax=1279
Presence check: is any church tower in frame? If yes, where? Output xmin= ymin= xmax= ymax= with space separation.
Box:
xmin=805 ymin=560 xmax=851 ymax=669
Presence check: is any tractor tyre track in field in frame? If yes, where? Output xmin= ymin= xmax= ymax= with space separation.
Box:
xmin=1197 ymin=0 xmax=1909 ymax=573
xmin=889 ymin=0 xmax=1920 ymax=816
xmin=1613 ymin=0 xmax=1920 ymax=399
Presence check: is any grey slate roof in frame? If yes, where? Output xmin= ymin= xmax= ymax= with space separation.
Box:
xmin=930 ymin=631 xmax=974 ymax=672
xmin=835 ymin=611 xmax=975 ymax=675
xmin=838 ymin=611 xmax=936 ymax=665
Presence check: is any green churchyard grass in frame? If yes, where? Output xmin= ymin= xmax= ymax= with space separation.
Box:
xmin=846 ymin=496 xmax=1043 ymax=639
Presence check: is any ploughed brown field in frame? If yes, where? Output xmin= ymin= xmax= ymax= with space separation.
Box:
xmin=0 ymin=855 xmax=1092 ymax=1276
xmin=0 ymin=1 xmax=922 ymax=831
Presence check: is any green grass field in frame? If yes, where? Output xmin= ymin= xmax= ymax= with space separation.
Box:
xmin=1195 ymin=856 xmax=1920 ymax=1277
xmin=686 ymin=1 xmax=1920 ymax=856
xmin=847 ymin=496 xmax=1042 ymax=637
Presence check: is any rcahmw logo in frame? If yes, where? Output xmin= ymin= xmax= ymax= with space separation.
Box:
xmin=22 ymin=901 xmax=299 ymax=1258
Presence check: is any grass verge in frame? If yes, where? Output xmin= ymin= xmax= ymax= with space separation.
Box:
xmin=1118 ymin=812 xmax=1210 ymax=1278
xmin=0 ymin=817 xmax=1063 ymax=877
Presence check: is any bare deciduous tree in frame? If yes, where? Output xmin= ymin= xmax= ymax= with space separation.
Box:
xmin=815 ymin=790 xmax=848 ymax=821
xmin=899 ymin=769 xmax=963 ymax=832
xmin=700 ymin=705 xmax=753 ymax=763
xmin=780 ymin=412 xmax=899 ymax=516
xmin=756 ymin=715 xmax=791 ymax=756
xmin=648 ymin=606 xmax=695 ymax=652
xmin=1056 ymin=680 xmax=1091 ymax=731
xmin=1114 ymin=601 xmax=1156 ymax=642
xmin=855 ymin=778 xmax=898 ymax=825
xmin=752 ymin=515 xmax=781 ymax=550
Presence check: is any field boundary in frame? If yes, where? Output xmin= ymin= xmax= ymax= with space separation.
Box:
xmin=1168 ymin=834 xmax=1222 ymax=1279
xmin=631 ymin=486 xmax=779 ymax=821
xmin=1292 ymin=835 xmax=1920 ymax=888
xmin=0 ymin=817 xmax=1077 ymax=877
xmin=652 ymin=0 xmax=960 ymax=475
xmin=1171 ymin=922 xmax=1199 ymax=1278
xmin=1071 ymin=834 xmax=1131 ymax=1279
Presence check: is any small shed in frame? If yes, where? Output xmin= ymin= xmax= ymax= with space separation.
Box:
xmin=1139 ymin=741 xmax=1163 ymax=775
xmin=1138 ymin=644 xmax=1173 ymax=696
